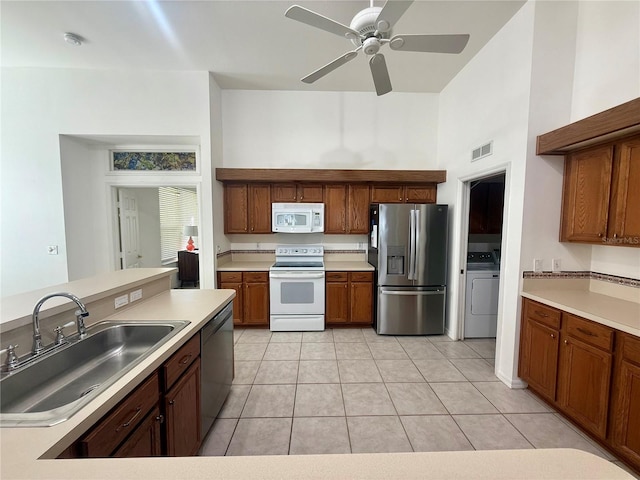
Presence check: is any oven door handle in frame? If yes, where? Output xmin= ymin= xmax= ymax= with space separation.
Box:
xmin=269 ymin=273 xmax=325 ymax=279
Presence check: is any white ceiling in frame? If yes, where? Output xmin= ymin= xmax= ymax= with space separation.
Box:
xmin=1 ymin=0 xmax=526 ymax=94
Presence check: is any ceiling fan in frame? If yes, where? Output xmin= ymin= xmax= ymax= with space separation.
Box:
xmin=285 ymin=0 xmax=470 ymax=96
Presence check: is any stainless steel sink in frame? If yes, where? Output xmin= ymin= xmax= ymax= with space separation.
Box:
xmin=0 ymin=320 xmax=188 ymax=427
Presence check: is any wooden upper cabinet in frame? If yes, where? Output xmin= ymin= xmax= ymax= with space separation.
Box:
xmin=560 ymin=134 xmax=640 ymax=247
xmin=224 ymin=183 xmax=250 ymax=233
xmin=371 ymin=185 xmax=436 ymax=204
xmin=324 ymin=185 xmax=347 ymax=234
xmin=469 ymin=183 xmax=504 ymax=234
xmin=371 ymin=185 xmax=404 ymax=203
xmin=561 ymin=145 xmax=613 ymax=242
xmin=249 ymin=184 xmax=271 ymax=233
xmin=271 ymin=183 xmax=323 ymax=203
xmin=324 ymin=185 xmax=370 ymax=234
xmin=347 ymin=185 xmax=370 ymax=234
xmin=608 ymin=137 xmax=640 ymax=244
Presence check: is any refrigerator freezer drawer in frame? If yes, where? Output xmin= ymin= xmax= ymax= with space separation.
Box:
xmin=377 ymin=287 xmax=445 ymax=335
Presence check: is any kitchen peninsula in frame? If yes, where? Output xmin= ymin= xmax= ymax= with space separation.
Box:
xmin=0 ymin=270 xmax=632 ymax=479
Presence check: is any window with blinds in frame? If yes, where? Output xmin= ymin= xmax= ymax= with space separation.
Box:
xmin=158 ymin=187 xmax=198 ymax=263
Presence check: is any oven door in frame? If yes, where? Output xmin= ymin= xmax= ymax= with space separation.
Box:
xmin=269 ymin=271 xmax=325 ymax=315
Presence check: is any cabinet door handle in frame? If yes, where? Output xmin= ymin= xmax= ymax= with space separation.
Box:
xmin=598 ymin=232 xmax=603 ymax=237
xmin=117 ymin=407 xmax=142 ymax=431
xmin=534 ymin=310 xmax=549 ymax=318
xmin=179 ymin=353 xmax=193 ymax=365
xmin=550 ymin=333 xmax=555 ymax=338
xmin=156 ymin=414 xmax=164 ymax=424
xmin=564 ymin=339 xmax=569 ymax=345
xmin=576 ymin=327 xmax=596 ymax=337
xmin=169 ymin=400 xmax=175 ymax=406
xmin=613 ymin=233 xmax=618 ymax=239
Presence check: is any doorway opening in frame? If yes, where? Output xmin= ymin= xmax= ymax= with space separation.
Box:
xmin=461 ymin=172 xmax=506 ymax=341
xmin=113 ymin=186 xmax=200 ymax=289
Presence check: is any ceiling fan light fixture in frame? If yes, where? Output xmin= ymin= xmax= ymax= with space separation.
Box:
xmin=363 ymin=37 xmax=381 ymax=55
xmin=63 ymin=32 xmax=83 ymax=46
xmin=389 ymin=36 xmax=404 ymax=50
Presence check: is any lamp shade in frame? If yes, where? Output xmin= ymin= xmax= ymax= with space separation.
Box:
xmin=183 ymin=225 xmax=198 ymax=237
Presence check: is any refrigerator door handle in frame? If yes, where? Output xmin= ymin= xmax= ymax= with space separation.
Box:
xmin=414 ymin=208 xmax=421 ymax=279
xmin=408 ymin=209 xmax=416 ymax=280
xmin=380 ymin=290 xmax=443 ymax=296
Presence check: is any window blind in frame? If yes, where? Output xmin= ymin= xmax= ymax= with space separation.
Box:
xmin=158 ymin=187 xmax=198 ymax=263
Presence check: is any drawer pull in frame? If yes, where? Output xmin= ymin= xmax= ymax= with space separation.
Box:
xmin=179 ymin=353 xmax=193 ymax=366
xmin=576 ymin=327 xmax=596 ymax=337
xmin=117 ymin=407 xmax=142 ymax=431
xmin=534 ymin=310 xmax=549 ymax=318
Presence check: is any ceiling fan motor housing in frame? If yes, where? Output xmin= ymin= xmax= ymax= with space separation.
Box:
xmin=349 ymin=6 xmax=389 ymax=47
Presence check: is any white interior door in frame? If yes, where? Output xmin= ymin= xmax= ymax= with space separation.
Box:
xmin=118 ymin=188 xmax=141 ymax=269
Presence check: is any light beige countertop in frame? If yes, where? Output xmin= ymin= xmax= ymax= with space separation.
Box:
xmin=521 ymin=278 xmax=640 ymax=336
xmin=216 ymin=261 xmax=373 ymax=272
xmin=325 ymin=261 xmax=374 ymax=271
xmin=216 ymin=261 xmax=273 ymax=272
xmin=1 ymin=286 xmax=633 ymax=479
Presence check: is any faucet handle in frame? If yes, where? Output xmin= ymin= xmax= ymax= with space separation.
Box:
xmin=55 ymin=321 xmax=76 ymax=345
xmin=1 ymin=344 xmax=19 ymax=371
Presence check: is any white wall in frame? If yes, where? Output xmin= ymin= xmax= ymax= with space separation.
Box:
xmin=222 ymin=90 xmax=439 ymax=170
xmin=0 ymin=68 xmax=214 ymax=296
xmin=570 ymin=1 xmax=640 ymax=280
xmin=437 ymin=2 xmax=535 ymax=386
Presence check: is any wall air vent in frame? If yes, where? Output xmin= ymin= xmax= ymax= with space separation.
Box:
xmin=471 ymin=141 xmax=493 ymax=162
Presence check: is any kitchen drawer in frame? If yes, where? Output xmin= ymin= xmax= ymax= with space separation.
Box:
xmin=244 ymin=272 xmax=268 ymax=282
xmin=565 ymin=313 xmax=614 ymax=352
xmin=350 ymin=271 xmax=373 ymax=282
xmin=326 ymin=272 xmax=348 ymax=282
xmin=163 ymin=333 xmax=200 ymax=391
xmin=620 ymin=333 xmax=640 ymax=365
xmin=219 ymin=271 xmax=242 ymax=282
xmin=80 ymin=373 xmax=159 ymax=457
xmin=524 ymin=299 xmax=561 ymax=330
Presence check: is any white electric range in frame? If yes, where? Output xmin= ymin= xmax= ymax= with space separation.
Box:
xmin=269 ymin=245 xmax=325 ymax=332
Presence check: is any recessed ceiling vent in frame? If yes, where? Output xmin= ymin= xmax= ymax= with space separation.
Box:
xmin=471 ymin=141 xmax=493 ymax=162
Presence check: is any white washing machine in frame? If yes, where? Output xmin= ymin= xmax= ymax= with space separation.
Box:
xmin=464 ymin=252 xmax=500 ymax=338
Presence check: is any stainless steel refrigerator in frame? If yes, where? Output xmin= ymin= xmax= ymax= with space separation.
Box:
xmin=368 ymin=204 xmax=448 ymax=335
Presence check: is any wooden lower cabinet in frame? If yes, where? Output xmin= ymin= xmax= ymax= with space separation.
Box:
xmin=518 ymin=299 xmax=561 ymax=402
xmin=113 ymin=407 xmax=163 ymax=458
xmin=219 ymin=271 xmax=269 ymax=326
xmin=557 ymin=333 xmax=612 ymax=438
xmin=164 ymin=358 xmax=201 ymax=457
xmin=611 ymin=333 xmax=640 ymax=472
xmin=325 ymin=271 xmax=373 ymax=326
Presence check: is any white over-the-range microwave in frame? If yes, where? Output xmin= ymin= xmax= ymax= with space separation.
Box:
xmin=272 ymin=203 xmax=324 ymax=233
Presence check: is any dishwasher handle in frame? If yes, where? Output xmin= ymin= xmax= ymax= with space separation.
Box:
xmin=201 ymin=301 xmax=233 ymax=343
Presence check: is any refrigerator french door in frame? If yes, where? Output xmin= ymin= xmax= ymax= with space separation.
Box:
xmin=369 ymin=204 xmax=448 ymax=335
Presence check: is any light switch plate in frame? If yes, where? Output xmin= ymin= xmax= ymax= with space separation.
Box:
xmin=552 ymin=258 xmax=561 ymax=272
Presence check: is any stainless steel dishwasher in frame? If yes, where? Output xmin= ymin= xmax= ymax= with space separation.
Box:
xmin=200 ymin=301 xmax=234 ymax=437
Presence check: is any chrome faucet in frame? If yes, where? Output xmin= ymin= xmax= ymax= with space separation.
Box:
xmin=31 ymin=292 xmax=89 ymax=354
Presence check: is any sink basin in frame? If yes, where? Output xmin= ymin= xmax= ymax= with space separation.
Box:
xmin=0 ymin=320 xmax=188 ymax=427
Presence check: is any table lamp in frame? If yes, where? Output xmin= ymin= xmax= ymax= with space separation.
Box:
xmin=183 ymin=225 xmax=198 ymax=251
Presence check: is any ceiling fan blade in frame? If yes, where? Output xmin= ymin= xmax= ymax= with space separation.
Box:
xmin=375 ymin=0 xmax=414 ymax=33
xmin=389 ymin=34 xmax=470 ymax=54
xmin=369 ymin=54 xmax=392 ymax=96
xmin=302 ymin=49 xmax=360 ymax=84
xmin=285 ymin=5 xmax=361 ymax=40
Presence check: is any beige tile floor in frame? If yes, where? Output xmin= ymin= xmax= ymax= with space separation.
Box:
xmin=199 ymin=327 xmax=635 ymax=476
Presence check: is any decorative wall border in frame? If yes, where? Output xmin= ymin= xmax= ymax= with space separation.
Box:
xmin=523 ymin=270 xmax=640 ymax=287
xmin=216 ymin=248 xmax=365 ymax=258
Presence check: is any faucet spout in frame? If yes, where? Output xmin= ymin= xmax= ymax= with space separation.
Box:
xmin=31 ymin=292 xmax=89 ymax=354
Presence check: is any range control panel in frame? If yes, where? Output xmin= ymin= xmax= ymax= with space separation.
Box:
xmin=275 ymin=245 xmax=324 ymax=256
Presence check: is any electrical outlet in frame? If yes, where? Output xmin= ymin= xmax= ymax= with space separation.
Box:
xmin=114 ymin=294 xmax=129 ymax=309
xmin=130 ymin=289 xmax=142 ymax=302
xmin=552 ymin=258 xmax=561 ymax=272
xmin=533 ymin=258 xmax=543 ymax=272
xmin=47 ymin=245 xmax=58 ymax=255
